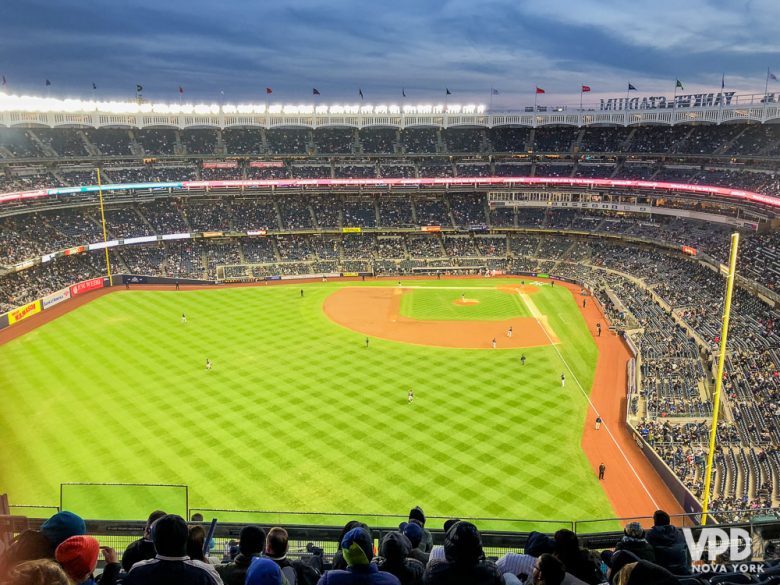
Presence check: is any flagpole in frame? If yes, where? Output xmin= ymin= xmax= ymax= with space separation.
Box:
xmin=534 ymin=87 xmax=537 ymax=111
xmin=673 ymin=80 xmax=678 ymax=113
xmin=625 ymin=85 xmax=630 ymax=111
xmin=579 ymin=85 xmax=583 ymax=111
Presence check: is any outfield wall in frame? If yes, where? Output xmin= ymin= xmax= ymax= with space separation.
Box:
xmin=0 ymin=277 xmax=108 ymax=332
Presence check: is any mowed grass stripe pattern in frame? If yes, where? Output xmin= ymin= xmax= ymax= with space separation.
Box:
xmin=399 ymin=288 xmax=531 ymax=321
xmin=0 ymin=280 xmax=614 ymax=524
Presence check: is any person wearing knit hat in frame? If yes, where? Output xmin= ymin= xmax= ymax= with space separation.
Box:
xmin=330 ymin=521 xmax=370 ymax=571
xmin=55 ymin=535 xmax=99 ymax=583
xmin=41 ymin=511 xmax=87 ymax=548
xmin=606 ymin=550 xmax=640 ymax=585
xmin=245 ymin=557 xmax=283 ymax=585
xmin=423 ymin=522 xmax=502 ymax=585
xmin=398 ymin=522 xmax=428 ymax=565
xmin=407 ymin=506 xmax=433 ymax=553
xmin=123 ymin=514 xmax=222 ymax=585
xmin=318 ymin=527 xmax=400 ymax=585
xmin=614 ymin=522 xmax=656 ymax=563
xmin=427 ymin=518 xmax=460 ymax=565
xmin=373 ymin=531 xmax=424 ymax=585
xmin=613 ymin=560 xmax=680 ymax=585
xmin=216 ymin=525 xmax=266 ymax=585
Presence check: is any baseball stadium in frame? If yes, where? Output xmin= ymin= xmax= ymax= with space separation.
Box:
xmin=2 ymin=91 xmax=780 ymax=583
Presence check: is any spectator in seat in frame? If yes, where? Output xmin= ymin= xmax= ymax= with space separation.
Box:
xmin=0 ymin=510 xmax=87 ymax=578
xmin=427 ymin=519 xmax=460 ymax=565
xmin=123 ymin=514 xmax=223 ymax=585
xmin=188 ymin=525 xmax=208 ymax=563
xmin=552 ymin=530 xmax=601 ymax=585
xmin=612 ymin=560 xmax=680 ymax=585
xmin=264 ymin=526 xmax=321 ymax=585
xmin=614 ymin=523 xmax=655 ymax=562
xmin=317 ymin=527 xmax=400 ymax=585
xmin=122 ymin=509 xmax=166 ymax=572
xmin=373 ymin=531 xmax=424 ymax=585
xmin=422 ymin=521 xmax=501 ymax=585
xmin=496 ymin=531 xmax=555 ymax=582
xmin=55 ymin=535 xmax=120 ymax=585
xmin=2 ymin=559 xmax=72 ymax=585
xmin=408 ymin=507 xmax=433 ymax=554
xmin=399 ymin=522 xmax=429 ymax=565
xmin=331 ymin=521 xmax=369 ymax=571
xmin=216 ymin=525 xmax=266 ymax=585
xmin=246 ymin=557 xmax=285 ymax=585
xmin=531 ymin=553 xmax=566 ymax=585
xmin=645 ymin=511 xmax=690 ymax=575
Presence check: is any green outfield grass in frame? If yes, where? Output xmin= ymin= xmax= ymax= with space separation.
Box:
xmin=399 ymin=287 xmax=531 ymax=321
xmin=0 ymin=279 xmax=614 ymax=527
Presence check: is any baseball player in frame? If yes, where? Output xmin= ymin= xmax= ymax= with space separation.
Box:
xmin=507 ymin=326 xmax=513 ymax=338
xmin=206 ymin=358 xmax=212 ymax=371
xmin=492 ymin=338 xmax=497 ymax=349
xmin=408 ymin=389 xmax=414 ymax=404
xmin=561 ymin=373 xmax=565 ymax=387
xmin=181 ymin=313 xmax=187 ymax=324
xmin=521 ymin=354 xmax=526 ymax=366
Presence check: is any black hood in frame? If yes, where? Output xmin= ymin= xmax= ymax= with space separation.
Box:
xmin=444 ymin=521 xmax=484 ymax=566
xmin=380 ymin=531 xmax=412 ymax=563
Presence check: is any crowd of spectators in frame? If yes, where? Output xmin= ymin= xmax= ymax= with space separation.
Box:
xmin=6 ymin=507 xmax=780 ymax=584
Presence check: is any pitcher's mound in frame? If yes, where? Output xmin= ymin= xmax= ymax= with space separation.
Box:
xmin=454 ymin=298 xmax=480 ymax=305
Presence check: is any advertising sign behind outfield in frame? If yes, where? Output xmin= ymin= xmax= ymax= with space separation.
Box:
xmin=8 ymin=300 xmax=42 ymax=325
xmin=42 ymin=287 xmax=71 ymax=310
xmin=70 ymin=278 xmax=104 ymax=297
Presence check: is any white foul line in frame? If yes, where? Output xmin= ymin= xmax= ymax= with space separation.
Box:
xmin=519 ymin=291 xmax=660 ymax=510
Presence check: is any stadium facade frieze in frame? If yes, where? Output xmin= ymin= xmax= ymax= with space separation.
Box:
xmin=1 ymin=98 xmax=779 ymax=129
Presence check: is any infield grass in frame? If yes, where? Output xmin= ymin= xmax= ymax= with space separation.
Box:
xmin=0 ymin=279 xmax=613 ymax=528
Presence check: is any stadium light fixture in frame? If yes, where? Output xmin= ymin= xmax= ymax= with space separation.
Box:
xmin=0 ymin=92 xmax=485 ymax=116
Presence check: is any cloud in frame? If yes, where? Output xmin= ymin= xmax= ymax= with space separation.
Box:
xmin=0 ymin=0 xmax=777 ymax=107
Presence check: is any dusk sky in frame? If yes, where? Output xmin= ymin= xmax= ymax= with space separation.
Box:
xmin=1 ymin=0 xmax=779 ymax=109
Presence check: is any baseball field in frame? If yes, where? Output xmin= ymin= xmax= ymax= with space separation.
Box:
xmin=0 ymin=278 xmax=623 ymax=528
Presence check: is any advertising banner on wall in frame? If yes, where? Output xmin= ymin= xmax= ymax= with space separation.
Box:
xmin=8 ymin=300 xmax=42 ymax=325
xmin=70 ymin=277 xmax=104 ymax=297
xmin=42 ymin=287 xmax=71 ymax=310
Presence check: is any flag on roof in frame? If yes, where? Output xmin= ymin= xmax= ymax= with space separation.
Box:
xmin=178 ymin=86 xmax=184 ymax=94
xmin=3 ymin=75 xmax=8 ymax=87
xmin=491 ymin=88 xmax=499 ymax=95
xmin=628 ymin=83 xmax=637 ymax=91
xmin=770 ymin=71 xmax=778 ymax=82
xmin=92 ymin=82 xmax=97 ymax=90
xmin=535 ymin=86 xmax=545 ymax=94
xmin=45 ymin=79 xmax=51 ymax=86
xmin=136 ymin=84 xmax=143 ymax=92
xmin=676 ymin=79 xmax=684 ymax=90
xmin=402 ymin=88 xmax=406 ymax=97
xmin=581 ymin=85 xmax=591 ymax=92
xmin=721 ymin=74 xmax=725 ymax=89
xmin=312 ymin=88 xmax=320 ymax=95
xmin=266 ymin=87 xmax=272 ymax=94
xmin=359 ymin=88 xmax=364 ymax=100
xmin=446 ymin=88 xmax=452 ymax=95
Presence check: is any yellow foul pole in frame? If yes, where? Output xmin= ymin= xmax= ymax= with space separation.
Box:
xmin=96 ymin=168 xmax=113 ymax=286
xmin=701 ymin=232 xmax=739 ymax=525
